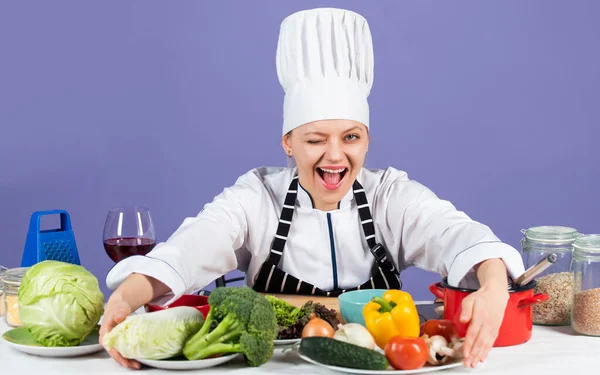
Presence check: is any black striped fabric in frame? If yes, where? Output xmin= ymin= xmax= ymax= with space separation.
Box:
xmin=252 ymin=175 xmax=401 ymax=296
xmin=351 ymin=180 xmax=399 ymax=276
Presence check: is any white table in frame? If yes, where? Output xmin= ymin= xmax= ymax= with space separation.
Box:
xmin=2 ymin=305 xmax=599 ymax=374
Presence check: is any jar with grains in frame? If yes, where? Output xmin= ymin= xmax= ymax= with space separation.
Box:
xmin=3 ymin=267 xmax=29 ymax=327
xmin=0 ymin=265 xmax=7 ymax=318
xmin=521 ymin=226 xmax=579 ymax=326
xmin=571 ymin=235 xmax=600 ymax=336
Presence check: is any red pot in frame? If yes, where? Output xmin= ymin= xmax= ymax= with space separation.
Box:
xmin=429 ymin=278 xmax=548 ymax=347
xmin=145 ymin=294 xmax=211 ymax=318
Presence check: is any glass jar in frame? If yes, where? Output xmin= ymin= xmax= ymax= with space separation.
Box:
xmin=0 ymin=265 xmax=7 ymax=318
xmin=3 ymin=267 xmax=29 ymax=327
xmin=521 ymin=226 xmax=579 ymax=326
xmin=571 ymin=235 xmax=600 ymax=336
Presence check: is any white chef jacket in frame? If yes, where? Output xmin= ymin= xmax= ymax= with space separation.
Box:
xmin=106 ymin=166 xmax=525 ymax=304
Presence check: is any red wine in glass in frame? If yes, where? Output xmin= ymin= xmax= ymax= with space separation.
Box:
xmin=103 ymin=206 xmax=156 ymax=263
xmin=103 ymin=237 xmax=156 ymax=262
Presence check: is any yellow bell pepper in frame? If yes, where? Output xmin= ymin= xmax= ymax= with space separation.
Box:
xmin=362 ymin=290 xmax=421 ymax=350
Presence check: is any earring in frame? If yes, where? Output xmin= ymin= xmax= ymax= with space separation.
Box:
xmin=287 ymin=150 xmax=292 ymax=158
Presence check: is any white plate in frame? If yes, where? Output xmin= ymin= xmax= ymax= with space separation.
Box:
xmin=298 ymin=353 xmax=464 ymax=374
xmin=137 ymin=353 xmax=241 ymax=370
xmin=274 ymin=338 xmax=301 ymax=345
xmin=1 ymin=327 xmax=103 ymax=358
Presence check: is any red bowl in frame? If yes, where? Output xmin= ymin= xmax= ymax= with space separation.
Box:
xmin=145 ymin=294 xmax=211 ymax=318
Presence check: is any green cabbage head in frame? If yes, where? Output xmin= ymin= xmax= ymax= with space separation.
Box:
xmin=103 ymin=306 xmax=205 ymax=360
xmin=18 ymin=260 xmax=105 ymax=347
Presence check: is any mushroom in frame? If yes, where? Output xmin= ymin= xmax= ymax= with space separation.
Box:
xmin=422 ymin=334 xmax=455 ymax=365
xmin=449 ymin=337 xmax=465 ymax=359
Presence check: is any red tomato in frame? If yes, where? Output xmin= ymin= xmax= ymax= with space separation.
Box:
xmin=384 ymin=336 xmax=428 ymax=371
xmin=419 ymin=319 xmax=457 ymax=342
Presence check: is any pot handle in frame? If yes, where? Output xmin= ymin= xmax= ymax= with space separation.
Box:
xmin=428 ymin=282 xmax=445 ymax=300
xmin=517 ymin=293 xmax=549 ymax=309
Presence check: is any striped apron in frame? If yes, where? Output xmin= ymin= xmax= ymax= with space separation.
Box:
xmin=252 ymin=174 xmax=401 ymax=297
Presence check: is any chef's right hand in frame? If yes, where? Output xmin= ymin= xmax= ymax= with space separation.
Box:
xmin=99 ymin=296 xmax=141 ymax=370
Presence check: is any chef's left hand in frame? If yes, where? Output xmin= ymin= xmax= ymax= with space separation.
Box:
xmin=458 ymin=283 xmax=509 ymax=368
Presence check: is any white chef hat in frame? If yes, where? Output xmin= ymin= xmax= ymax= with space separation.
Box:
xmin=276 ymin=8 xmax=374 ymax=136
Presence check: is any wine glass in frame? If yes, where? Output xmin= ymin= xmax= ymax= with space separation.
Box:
xmin=103 ymin=206 xmax=157 ymax=262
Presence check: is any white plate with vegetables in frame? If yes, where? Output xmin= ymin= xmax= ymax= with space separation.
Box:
xmin=298 ymin=352 xmax=463 ymax=374
xmin=1 ymin=326 xmax=104 ymax=358
xmin=297 ymin=316 xmax=465 ymax=374
xmin=137 ymin=353 xmax=241 ymax=370
xmin=297 ymin=335 xmax=465 ymax=375
xmin=103 ymin=288 xmax=290 ymax=368
xmin=274 ymin=338 xmax=301 ymax=345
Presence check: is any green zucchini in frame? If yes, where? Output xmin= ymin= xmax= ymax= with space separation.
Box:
xmin=299 ymin=337 xmax=389 ymax=371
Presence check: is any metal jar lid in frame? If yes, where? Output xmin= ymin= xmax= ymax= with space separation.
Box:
xmin=573 ymin=234 xmax=600 ymax=257
xmin=522 ymin=226 xmax=579 ymax=244
xmin=3 ymin=267 xmax=29 ymax=287
xmin=0 ymin=265 xmax=7 ymax=289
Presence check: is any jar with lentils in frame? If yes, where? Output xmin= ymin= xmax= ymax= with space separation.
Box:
xmin=3 ymin=267 xmax=28 ymax=327
xmin=0 ymin=265 xmax=7 ymax=318
xmin=571 ymin=234 xmax=600 ymax=336
xmin=521 ymin=226 xmax=579 ymax=325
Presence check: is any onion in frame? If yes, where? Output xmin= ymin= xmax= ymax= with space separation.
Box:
xmin=333 ymin=323 xmax=376 ymax=350
xmin=301 ymin=313 xmax=335 ymax=338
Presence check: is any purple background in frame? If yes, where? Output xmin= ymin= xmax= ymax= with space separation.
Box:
xmin=1 ymin=1 xmax=599 ymax=301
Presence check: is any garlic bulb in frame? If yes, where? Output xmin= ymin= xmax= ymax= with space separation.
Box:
xmin=333 ymin=323 xmax=376 ymax=350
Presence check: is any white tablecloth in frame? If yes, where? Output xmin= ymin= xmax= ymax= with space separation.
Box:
xmin=2 ymin=305 xmax=599 ymax=374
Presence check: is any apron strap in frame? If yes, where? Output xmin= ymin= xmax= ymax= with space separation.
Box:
xmin=262 ymin=175 xmax=298 ymax=267
xmin=352 ymin=180 xmax=399 ymax=275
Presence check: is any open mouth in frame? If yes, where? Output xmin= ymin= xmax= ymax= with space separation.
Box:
xmin=316 ymin=167 xmax=348 ymax=190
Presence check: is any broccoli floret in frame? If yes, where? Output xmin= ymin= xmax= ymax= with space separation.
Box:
xmin=238 ymin=331 xmax=274 ymax=367
xmin=183 ymin=287 xmax=278 ymax=367
xmin=204 ymin=286 xmax=233 ymax=307
xmin=248 ymin=300 xmax=279 ymax=339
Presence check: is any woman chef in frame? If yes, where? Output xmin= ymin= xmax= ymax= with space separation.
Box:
xmin=100 ymin=7 xmax=525 ymax=370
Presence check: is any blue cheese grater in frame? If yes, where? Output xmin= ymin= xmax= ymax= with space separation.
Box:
xmin=21 ymin=210 xmax=81 ymax=267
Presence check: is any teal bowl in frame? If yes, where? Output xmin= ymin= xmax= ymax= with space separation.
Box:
xmin=337 ymin=289 xmax=387 ymax=326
